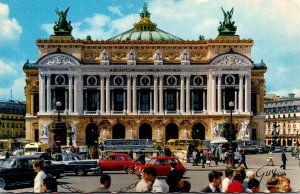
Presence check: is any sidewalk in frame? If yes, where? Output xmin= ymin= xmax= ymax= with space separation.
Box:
xmin=184 ymin=160 xmax=228 ymax=171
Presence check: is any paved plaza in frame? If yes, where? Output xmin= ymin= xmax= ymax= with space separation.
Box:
xmin=2 ymin=152 xmax=300 ymax=193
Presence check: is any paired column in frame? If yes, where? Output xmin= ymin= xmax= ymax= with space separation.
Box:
xmin=132 ymin=76 xmax=137 ymax=114
xmin=68 ymin=75 xmax=73 ymax=113
xmin=211 ymin=74 xmax=216 ymax=113
xmin=217 ymin=74 xmax=222 ymax=113
xmin=39 ymin=73 xmax=46 ymax=113
xmin=74 ymin=74 xmax=81 ymax=114
xmin=239 ymin=74 xmax=244 ymax=113
xmin=46 ymin=74 xmax=51 ymax=113
xmin=245 ymin=74 xmax=250 ymax=112
xmin=127 ymin=76 xmax=132 ymax=114
xmin=100 ymin=76 xmax=105 ymax=114
xmin=186 ymin=76 xmax=190 ymax=114
xmin=159 ymin=76 xmax=164 ymax=114
xmin=153 ymin=76 xmax=158 ymax=114
xmin=105 ymin=76 xmax=110 ymax=114
xmin=180 ymin=75 xmax=185 ymax=114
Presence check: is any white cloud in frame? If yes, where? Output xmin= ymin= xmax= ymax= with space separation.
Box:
xmin=0 ymin=3 xmax=22 ymax=43
xmin=0 ymin=59 xmax=18 ymax=75
xmin=41 ymin=24 xmax=53 ymax=35
xmin=108 ymin=6 xmax=123 ymax=16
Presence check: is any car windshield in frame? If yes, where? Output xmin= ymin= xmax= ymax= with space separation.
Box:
xmin=1 ymin=158 xmax=16 ymax=168
xmin=74 ymin=154 xmax=83 ymax=160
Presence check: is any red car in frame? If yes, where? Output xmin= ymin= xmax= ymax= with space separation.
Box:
xmin=135 ymin=156 xmax=186 ymax=177
xmin=98 ymin=153 xmax=137 ymax=174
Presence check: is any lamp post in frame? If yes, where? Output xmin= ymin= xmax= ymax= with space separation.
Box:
xmin=227 ymin=101 xmax=235 ymax=168
xmin=56 ymin=101 xmax=62 ymax=122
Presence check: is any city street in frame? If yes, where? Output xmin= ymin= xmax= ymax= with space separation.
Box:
xmin=3 ymin=152 xmax=300 ymax=193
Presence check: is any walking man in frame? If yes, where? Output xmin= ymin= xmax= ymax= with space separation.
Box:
xmin=236 ymin=150 xmax=248 ymax=169
xmin=32 ymin=159 xmax=46 ymax=193
xmin=280 ymin=150 xmax=287 ymax=170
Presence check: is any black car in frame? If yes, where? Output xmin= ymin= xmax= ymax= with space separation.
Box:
xmin=0 ymin=156 xmax=65 ymax=189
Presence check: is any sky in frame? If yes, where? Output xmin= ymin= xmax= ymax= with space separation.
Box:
xmin=0 ymin=0 xmax=299 ymax=101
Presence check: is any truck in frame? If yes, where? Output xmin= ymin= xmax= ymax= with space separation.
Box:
xmin=51 ymin=153 xmax=99 ymax=176
xmin=24 ymin=142 xmax=48 ymax=155
xmin=0 ymin=155 xmax=65 ymax=189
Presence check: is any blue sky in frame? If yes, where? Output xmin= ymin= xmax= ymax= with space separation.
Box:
xmin=0 ymin=0 xmax=299 ymax=101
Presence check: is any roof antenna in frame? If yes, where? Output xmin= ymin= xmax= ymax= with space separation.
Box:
xmin=10 ymin=89 xmax=12 ymax=101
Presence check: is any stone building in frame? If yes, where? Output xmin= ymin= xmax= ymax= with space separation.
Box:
xmin=264 ymin=93 xmax=300 ymax=146
xmin=23 ymin=3 xmax=267 ymax=147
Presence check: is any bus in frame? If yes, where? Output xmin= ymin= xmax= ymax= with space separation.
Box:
xmin=165 ymin=139 xmax=204 ymax=151
xmin=24 ymin=142 xmax=49 ymax=155
xmin=233 ymin=140 xmax=258 ymax=154
xmin=99 ymin=139 xmax=155 ymax=151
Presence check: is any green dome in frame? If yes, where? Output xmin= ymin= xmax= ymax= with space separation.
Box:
xmin=108 ymin=2 xmax=182 ymax=41
xmin=108 ymin=28 xmax=183 ymax=41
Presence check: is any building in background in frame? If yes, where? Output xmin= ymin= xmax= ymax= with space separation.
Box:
xmin=264 ymin=93 xmax=300 ymax=146
xmin=23 ymin=3 xmax=267 ymax=148
xmin=0 ymin=100 xmax=26 ymax=140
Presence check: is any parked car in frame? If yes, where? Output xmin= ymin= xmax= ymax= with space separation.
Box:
xmin=285 ymin=146 xmax=292 ymax=152
xmin=51 ymin=153 xmax=99 ymax=176
xmin=98 ymin=153 xmax=138 ymax=174
xmin=135 ymin=156 xmax=186 ymax=177
xmin=0 ymin=155 xmax=65 ymax=189
xmin=274 ymin=146 xmax=284 ymax=153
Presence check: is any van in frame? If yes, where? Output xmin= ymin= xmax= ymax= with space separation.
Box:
xmin=24 ymin=142 xmax=48 ymax=155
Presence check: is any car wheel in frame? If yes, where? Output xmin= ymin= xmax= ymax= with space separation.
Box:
xmin=0 ymin=178 xmax=6 ymax=189
xmin=94 ymin=167 xmax=103 ymax=174
xmin=126 ymin=167 xmax=133 ymax=174
xmin=75 ymin=168 xmax=86 ymax=176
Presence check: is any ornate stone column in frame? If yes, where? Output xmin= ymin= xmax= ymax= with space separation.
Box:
xmin=207 ymin=72 xmax=211 ymax=113
xmin=127 ymin=75 xmax=132 ymax=114
xmin=68 ymin=74 xmax=73 ymax=113
xmin=217 ymin=74 xmax=222 ymax=113
xmin=46 ymin=74 xmax=51 ymax=113
xmin=106 ymin=76 xmax=110 ymax=114
xmin=74 ymin=74 xmax=79 ymax=114
xmin=153 ymin=75 xmax=158 ymax=114
xmin=203 ymin=90 xmax=206 ymax=112
xmin=245 ymin=74 xmax=250 ymax=112
xmin=180 ymin=75 xmax=185 ymax=114
xmin=159 ymin=75 xmax=164 ymax=114
xmin=100 ymin=76 xmax=105 ymax=114
xmin=186 ymin=75 xmax=190 ymax=114
xmin=239 ymin=74 xmax=244 ymax=113
xmin=39 ymin=73 xmax=46 ymax=113
xmin=132 ymin=76 xmax=137 ymax=114
xmin=211 ymin=74 xmax=216 ymax=113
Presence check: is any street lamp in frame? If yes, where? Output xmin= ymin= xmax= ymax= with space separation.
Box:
xmin=56 ymin=101 xmax=62 ymax=122
xmin=68 ymin=126 xmax=74 ymax=146
xmin=227 ymin=101 xmax=235 ymax=168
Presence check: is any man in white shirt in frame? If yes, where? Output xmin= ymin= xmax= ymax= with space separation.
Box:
xmin=222 ymin=168 xmax=234 ymax=192
xmin=136 ymin=167 xmax=157 ymax=192
xmin=32 ymin=159 xmax=46 ymax=193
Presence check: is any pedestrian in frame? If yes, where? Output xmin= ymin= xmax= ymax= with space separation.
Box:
xmin=205 ymin=149 xmax=211 ymax=167
xmin=128 ymin=148 xmax=133 ymax=159
xmin=242 ymin=170 xmax=255 ymax=190
xmin=92 ymin=147 xmax=99 ymax=159
xmin=222 ymin=168 xmax=234 ymax=192
xmin=177 ymin=180 xmax=191 ymax=192
xmin=164 ymin=146 xmax=172 ymax=156
xmin=136 ymin=167 xmax=157 ymax=192
xmin=32 ymin=159 xmax=47 ymax=193
xmin=264 ymin=177 xmax=280 ymax=193
xmin=267 ymin=151 xmax=274 ymax=166
xmin=280 ymin=150 xmax=287 ymax=170
xmin=41 ymin=175 xmax=57 ymax=192
xmin=192 ymin=148 xmax=198 ymax=166
xmin=95 ymin=174 xmax=111 ymax=193
xmin=279 ymin=177 xmax=292 ymax=192
xmin=227 ymin=171 xmax=245 ymax=193
xmin=201 ymin=149 xmax=206 ymax=168
xmin=200 ymin=170 xmax=223 ymax=192
xmin=245 ymin=178 xmax=260 ymax=193
xmin=236 ymin=150 xmax=248 ymax=169
xmin=152 ymin=178 xmax=168 ymax=193
xmin=165 ymin=162 xmax=181 ymax=192
xmin=213 ymin=148 xmax=220 ymax=166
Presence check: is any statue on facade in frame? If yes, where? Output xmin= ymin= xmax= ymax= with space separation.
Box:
xmin=71 ymin=123 xmax=77 ymax=139
xmin=218 ymin=7 xmax=237 ymax=35
xmin=213 ymin=123 xmax=222 ymax=137
xmin=101 ymin=50 xmax=109 ymax=60
xmin=183 ymin=128 xmax=188 ymax=138
xmin=181 ymin=49 xmax=190 ymax=61
xmin=128 ymin=50 xmax=136 ymax=61
xmin=53 ymin=7 xmax=73 ymax=35
xmin=41 ymin=124 xmax=49 ymax=138
xmin=129 ymin=128 xmax=134 ymax=139
xmin=154 ymin=50 xmax=163 ymax=61
xmin=241 ymin=120 xmax=249 ymax=138
xmin=102 ymin=128 xmax=107 ymax=139
xmin=157 ymin=128 xmax=161 ymax=140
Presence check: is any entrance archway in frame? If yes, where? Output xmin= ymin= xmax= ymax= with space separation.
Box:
xmin=112 ymin=123 xmax=125 ymax=139
xmin=165 ymin=123 xmax=178 ymax=143
xmin=192 ymin=123 xmax=205 ymax=140
xmin=139 ymin=123 xmax=152 ymax=139
xmin=86 ymin=123 xmax=99 ymax=146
